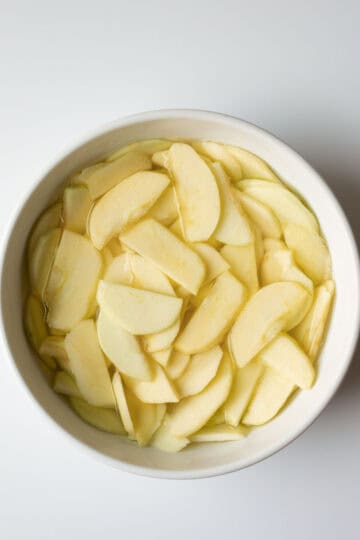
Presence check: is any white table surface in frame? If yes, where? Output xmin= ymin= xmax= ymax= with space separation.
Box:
xmin=1 ymin=1 xmax=359 ymax=538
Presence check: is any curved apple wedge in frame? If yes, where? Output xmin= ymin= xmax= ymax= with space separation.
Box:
xmin=191 ymin=141 xmax=243 ymax=180
xmin=190 ymin=424 xmax=245 ymax=442
xmin=97 ymin=309 xmax=152 ymax=380
xmin=39 ymin=336 xmax=69 ymax=372
xmin=129 ymin=253 xmax=174 ymax=295
xmin=176 ymin=271 xmax=246 ymax=354
xmin=54 ymin=371 xmax=81 ymax=398
xmin=97 ymin=281 xmax=182 ymax=335
xmin=89 ymin=171 xmax=170 ymax=249
xmin=104 ymin=253 xmax=133 ymax=284
xmin=192 ymin=242 xmax=230 ymax=283
xmin=29 ymin=228 xmax=62 ymax=299
xmin=143 ymin=318 xmax=180 ymax=353
xmin=229 ymin=282 xmax=311 ymax=368
xmin=106 ymin=139 xmax=172 ymax=162
xmin=69 ymin=397 xmax=125 ymax=435
xmin=168 ymin=143 xmax=221 ymax=242
xmin=176 ymin=346 xmax=223 ymax=398
xmin=165 ymin=351 xmax=190 ymax=380
xmin=235 ymin=191 xmax=282 ymax=239
xmin=226 ymin=145 xmax=279 ymax=182
xmin=148 ymin=186 xmax=178 ymax=226
xmin=123 ymin=361 xmax=179 ymax=404
xmin=166 ymin=353 xmax=233 ymax=437
xmin=63 ymin=185 xmax=92 ymax=234
xmin=28 ymin=202 xmax=62 ymax=257
xmin=220 ymin=244 xmax=259 ymax=296
xmin=261 ymin=247 xmax=313 ymax=293
xmin=151 ymin=418 xmax=189 ymax=452
xmin=224 ymin=360 xmax=264 ymax=427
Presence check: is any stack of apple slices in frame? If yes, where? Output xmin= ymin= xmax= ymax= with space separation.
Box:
xmin=24 ymin=138 xmax=335 ymax=452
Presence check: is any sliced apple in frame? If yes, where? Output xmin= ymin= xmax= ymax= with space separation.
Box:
xmin=220 ymin=244 xmax=259 ymax=296
xmin=253 ymin=223 xmax=264 ymax=266
xmin=264 ymin=238 xmax=286 ymax=252
xmin=239 ymin=180 xmax=319 ymax=233
xmin=166 ymin=353 xmax=233 ymax=437
xmin=192 ymin=242 xmax=230 ymax=283
xmin=65 ymin=319 xmax=115 ymax=408
xmin=78 ymin=151 xmax=152 ymax=199
xmin=151 ymin=347 xmax=173 ymax=367
xmin=39 ymin=336 xmax=69 ymax=372
xmin=129 ymin=253 xmax=174 ymax=295
xmin=176 ymin=271 xmax=246 ymax=354
xmin=284 ymin=224 xmax=331 ymax=284
xmin=54 ymin=371 xmax=81 ymax=398
xmin=229 ymin=282 xmax=311 ymax=367
xmin=143 ymin=318 xmax=181 ymax=353
xmin=28 ymin=202 xmax=62 ymax=257
xmin=63 ymin=185 xmax=92 ymax=234
xmin=190 ymin=424 xmax=245 ymax=442
xmin=46 ymin=230 xmax=102 ymax=331
xmin=152 ymin=150 xmax=169 ymax=169
xmin=69 ymin=397 xmax=125 ymax=434
xmin=120 ymin=218 xmax=206 ymax=294
xmin=29 ymin=228 xmax=62 ymax=299
xmin=89 ymin=171 xmax=169 ymax=250
xmin=235 ymin=191 xmax=282 ymax=239
xmin=224 ymin=360 xmax=264 ymax=426
xmin=165 ymin=351 xmax=190 ymax=379
xmin=211 ymin=162 xmax=253 ymax=245
xmin=148 ymin=186 xmax=178 ymax=226
xmin=226 ymin=145 xmax=279 ymax=182
xmin=242 ymin=367 xmax=295 ymax=426
xmin=261 ymin=247 xmax=314 ymax=293
xmin=192 ymin=141 xmax=243 ymax=180
xmin=190 ymin=282 xmax=214 ymax=308
xmin=97 ymin=281 xmax=182 ymax=335
xmin=106 ymin=139 xmax=172 ymax=162
xmin=292 ymin=280 xmax=335 ymax=360
xmin=24 ymin=295 xmax=48 ymax=351
xmin=112 ymin=372 xmax=135 ymax=436
xmin=207 ymin=408 xmax=225 ymax=426
xmin=168 ymin=143 xmax=220 ymax=241
xmin=104 ymin=253 xmax=133 ymax=284
xmin=176 ymin=346 xmax=223 ymax=398
xmin=124 ymin=361 xmax=179 ymax=404
xmin=151 ymin=418 xmax=189 ymax=452
xmin=96 ymin=308 xmax=151 ymax=380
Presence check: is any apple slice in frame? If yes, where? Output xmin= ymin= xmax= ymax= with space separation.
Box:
xmin=236 ymin=191 xmax=282 ymax=239
xmin=54 ymin=371 xmax=82 ymax=398
xmin=152 ymin=150 xmax=169 ymax=169
xmin=124 ymin=361 xmax=179 ymax=404
xmin=220 ymin=244 xmax=259 ymax=296
xmin=129 ymin=254 xmax=174 ymax=295
xmin=176 ymin=346 xmax=223 ymax=398
xmin=192 ymin=243 xmax=230 ymax=283
xmin=151 ymin=418 xmax=189 ymax=452
xmin=226 ymin=145 xmax=279 ymax=182
xmin=211 ymin=162 xmax=253 ymax=245
xmin=261 ymin=247 xmax=314 ymax=293
xmin=63 ymin=185 xmax=92 ymax=234
xmin=253 ymin=223 xmax=264 ymax=266
xmin=39 ymin=336 xmax=69 ymax=372
xmin=242 ymin=367 xmax=295 ymax=426
xmin=65 ymin=319 xmax=115 ymax=408
xmin=24 ymin=294 xmax=49 ymax=351
xmin=239 ymin=180 xmax=319 ymax=233
xmin=207 ymin=408 xmax=225 ymax=426
xmin=78 ymin=151 xmax=152 ymax=199
xmin=259 ymin=333 xmax=315 ymax=389
xmin=229 ymin=282 xmax=311 ymax=367
xmin=120 ymin=219 xmax=206 ymax=294
xmin=106 ymin=139 xmax=172 ymax=162
xmin=264 ymin=238 xmax=286 ymax=252
xmin=112 ymin=372 xmax=135 ymax=436
xmin=148 ymin=186 xmax=178 ymax=226
xmin=28 ymin=202 xmax=62 ymax=257
xmin=168 ymin=143 xmax=220 ymax=241
xmin=292 ymin=280 xmax=335 ymax=360
xmin=224 ymin=360 xmax=264 ymax=426
xmin=190 ymin=424 xmax=245 ymax=442
xmin=97 ymin=281 xmax=182 ymax=335
xmin=46 ymin=230 xmax=102 ymax=331
xmin=96 ymin=309 xmax=151 ymax=380
xmin=69 ymin=397 xmax=125 ymax=434
xmin=89 ymin=171 xmax=170 ymax=249
xmin=166 ymin=353 xmax=233 ymax=437
xmin=176 ymin=271 xmax=246 ymax=354
xmin=190 ymin=282 xmax=214 ymax=308
xmin=284 ymin=224 xmax=331 ymax=284
xmin=165 ymin=351 xmax=190 ymax=379
xmin=104 ymin=253 xmax=133 ymax=284
xmin=192 ymin=141 xmax=243 ymax=180
xmin=29 ymin=228 xmax=62 ymax=299
xmin=143 ymin=318 xmax=180 ymax=353
xmin=151 ymin=347 xmax=173 ymax=367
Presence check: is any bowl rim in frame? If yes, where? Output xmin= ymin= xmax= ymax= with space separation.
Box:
xmin=1 ymin=108 xmax=359 ymax=479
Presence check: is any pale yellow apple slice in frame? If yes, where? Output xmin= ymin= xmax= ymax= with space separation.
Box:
xmin=29 ymin=228 xmax=62 ymax=299
xmin=211 ymin=162 xmax=253 ymax=245
xmin=242 ymin=367 xmax=295 ymax=426
xmin=176 ymin=271 xmax=246 ymax=354
xmin=65 ymin=319 xmax=115 ymax=408
xmin=129 ymin=253 xmax=174 ymax=295
xmin=54 ymin=371 xmax=82 ymax=398
xmin=168 ymin=143 xmax=220 ymax=241
xmin=150 ymin=347 xmax=173 ymax=367
xmin=46 ymin=230 xmax=102 ymax=331
xmin=28 ymin=202 xmax=62 ymax=257
xmin=89 ymin=171 xmax=170 ymax=249
xmin=165 ymin=351 xmax=190 ymax=379
xmin=207 ymin=408 xmax=225 ymax=426
xmin=190 ymin=282 xmax=214 ymax=308
xmin=176 ymin=346 xmax=223 ymax=398
xmin=96 ymin=309 xmax=151 ymax=380
xmin=190 ymin=424 xmax=245 ymax=442
xmin=253 ymin=223 xmax=264 ymax=266
xmin=169 ymin=218 xmax=184 ymax=238
xmin=69 ymin=397 xmax=125 ymax=434
xmin=63 ymin=185 xmax=92 ymax=234
xmin=39 ymin=336 xmax=69 ymax=372
xmin=148 ymin=186 xmax=178 ymax=226
xmin=124 ymin=361 xmax=179 ymax=404
xmin=24 ymin=296 xmax=51 ymax=363
xmin=112 ymin=372 xmax=135 ymax=436
xmin=143 ymin=318 xmax=181 ymax=353
xmin=229 ymin=282 xmax=311 ymax=368
xmin=120 ymin=219 xmax=206 ymax=294
xmin=152 ymin=150 xmax=169 ymax=169
xmin=264 ymin=238 xmax=286 ymax=252
xmin=292 ymin=280 xmax=335 ymax=360
xmin=151 ymin=418 xmax=189 ymax=452
xmin=284 ymin=224 xmax=331 ymax=284
xmin=220 ymin=244 xmax=259 ymax=296
xmin=259 ymin=333 xmax=315 ymax=389
xmin=192 ymin=141 xmax=243 ymax=180
xmin=78 ymin=151 xmax=152 ymax=199
xmin=192 ymin=242 xmax=230 ymax=283
xmin=236 ymin=191 xmax=282 ymax=239
xmin=166 ymin=353 xmax=233 ymax=437
xmin=261 ymin=247 xmax=314 ymax=293
xmin=106 ymin=139 xmax=172 ymax=162
xmin=226 ymin=145 xmax=279 ymax=182
xmin=97 ymin=281 xmax=182 ymax=335
xmin=224 ymin=360 xmax=264 ymax=426
xmin=104 ymin=253 xmax=133 ymax=284
xmin=239 ymin=180 xmax=319 ymax=233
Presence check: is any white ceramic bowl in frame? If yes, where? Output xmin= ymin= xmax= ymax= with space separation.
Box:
xmin=1 ymin=110 xmax=359 ymax=479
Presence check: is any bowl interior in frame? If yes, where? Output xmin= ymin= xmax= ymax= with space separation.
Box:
xmin=1 ymin=111 xmax=359 ymax=478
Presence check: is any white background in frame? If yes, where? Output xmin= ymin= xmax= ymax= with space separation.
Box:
xmin=1 ymin=1 xmax=359 ymax=538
